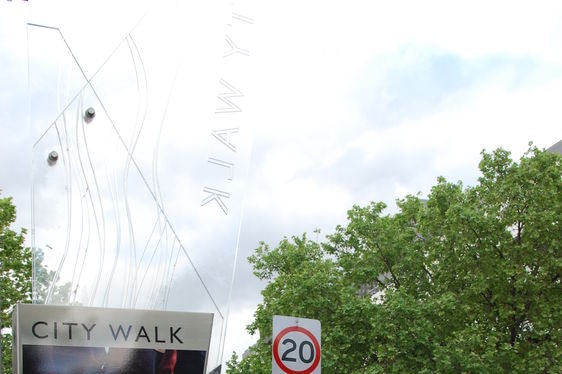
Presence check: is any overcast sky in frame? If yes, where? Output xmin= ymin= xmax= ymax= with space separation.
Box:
xmin=2 ymin=0 xmax=562 ymax=368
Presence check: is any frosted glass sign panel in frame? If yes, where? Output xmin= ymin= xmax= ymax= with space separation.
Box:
xmin=28 ymin=1 xmax=255 ymax=369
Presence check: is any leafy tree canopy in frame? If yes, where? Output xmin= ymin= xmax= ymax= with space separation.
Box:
xmin=0 ymin=192 xmax=31 ymax=374
xmin=0 ymin=192 xmax=70 ymax=374
xmin=227 ymin=146 xmax=561 ymax=373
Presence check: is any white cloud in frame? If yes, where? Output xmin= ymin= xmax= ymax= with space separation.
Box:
xmin=223 ymin=306 xmax=260 ymax=357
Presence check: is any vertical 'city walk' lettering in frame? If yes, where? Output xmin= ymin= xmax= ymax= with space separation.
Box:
xmin=212 ymin=128 xmax=239 ymax=152
xmin=208 ymin=157 xmax=234 ymax=181
xmin=215 ymin=79 xmax=243 ymax=114
xmin=224 ymin=35 xmax=249 ymax=58
xmin=225 ymin=11 xmax=253 ymax=58
xmin=201 ymin=187 xmax=230 ymax=215
xmin=201 ymin=4 xmax=252 ymax=215
xmin=231 ymin=12 xmax=254 ymax=25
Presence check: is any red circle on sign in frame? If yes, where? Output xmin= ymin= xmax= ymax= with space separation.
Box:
xmin=273 ymin=325 xmax=321 ymax=374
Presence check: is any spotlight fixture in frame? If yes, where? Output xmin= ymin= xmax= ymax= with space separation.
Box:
xmin=84 ymin=107 xmax=96 ymax=123
xmin=47 ymin=150 xmax=59 ymax=166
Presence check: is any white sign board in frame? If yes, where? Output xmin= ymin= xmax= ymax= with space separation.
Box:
xmin=13 ymin=304 xmax=213 ymax=374
xmin=272 ymin=315 xmax=321 ymax=374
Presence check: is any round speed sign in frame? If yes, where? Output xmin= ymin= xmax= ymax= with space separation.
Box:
xmin=272 ymin=316 xmax=321 ymax=374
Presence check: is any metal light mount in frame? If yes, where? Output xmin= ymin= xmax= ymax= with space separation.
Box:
xmin=47 ymin=150 xmax=59 ymax=166
xmin=84 ymin=107 xmax=96 ymax=123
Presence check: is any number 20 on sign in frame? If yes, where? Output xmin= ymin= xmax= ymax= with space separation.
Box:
xmin=272 ymin=315 xmax=321 ymax=374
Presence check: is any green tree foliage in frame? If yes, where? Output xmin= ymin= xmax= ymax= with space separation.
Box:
xmin=0 ymin=193 xmax=31 ymax=374
xmin=227 ymin=146 xmax=561 ymax=373
xmin=0 ymin=193 xmax=70 ymax=374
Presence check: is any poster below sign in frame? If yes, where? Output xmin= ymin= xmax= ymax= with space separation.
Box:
xmin=272 ymin=315 xmax=321 ymax=374
xmin=12 ymin=304 xmax=213 ymax=374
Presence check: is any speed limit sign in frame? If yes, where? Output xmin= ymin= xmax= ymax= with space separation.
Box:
xmin=272 ymin=315 xmax=321 ymax=374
